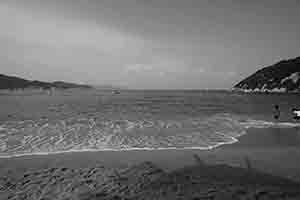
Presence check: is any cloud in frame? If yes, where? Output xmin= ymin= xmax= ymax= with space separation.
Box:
xmin=0 ymin=4 xmax=144 ymax=55
xmin=0 ymin=3 xmax=148 ymax=82
xmin=124 ymin=64 xmax=154 ymax=73
xmin=124 ymin=60 xmax=209 ymax=78
xmin=3 ymin=1 xmax=300 ymax=89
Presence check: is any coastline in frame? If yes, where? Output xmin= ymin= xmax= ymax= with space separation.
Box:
xmin=1 ymin=127 xmax=300 ymax=199
xmin=1 ymin=127 xmax=300 ymax=179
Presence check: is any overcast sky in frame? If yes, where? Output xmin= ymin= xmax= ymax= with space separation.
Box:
xmin=1 ymin=0 xmax=300 ymax=89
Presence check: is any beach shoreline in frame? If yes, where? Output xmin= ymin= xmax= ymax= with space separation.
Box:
xmin=1 ymin=127 xmax=300 ymax=199
xmin=1 ymin=127 xmax=300 ymax=179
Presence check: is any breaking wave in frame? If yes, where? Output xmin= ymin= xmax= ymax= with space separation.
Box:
xmin=0 ymin=113 xmax=300 ymax=158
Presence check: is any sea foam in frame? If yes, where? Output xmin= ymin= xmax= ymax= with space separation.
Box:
xmin=0 ymin=113 xmax=299 ymax=158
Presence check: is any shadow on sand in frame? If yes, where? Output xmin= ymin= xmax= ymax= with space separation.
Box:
xmin=1 ymin=154 xmax=300 ymax=200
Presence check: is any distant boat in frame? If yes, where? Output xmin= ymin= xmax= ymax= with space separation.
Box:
xmin=112 ymin=90 xmax=121 ymax=94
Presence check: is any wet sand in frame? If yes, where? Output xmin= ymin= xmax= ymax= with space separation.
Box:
xmin=1 ymin=127 xmax=300 ymax=176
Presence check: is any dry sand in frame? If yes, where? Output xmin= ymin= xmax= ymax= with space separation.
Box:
xmin=1 ymin=127 xmax=300 ymax=199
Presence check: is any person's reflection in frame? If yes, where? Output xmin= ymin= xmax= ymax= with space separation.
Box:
xmin=272 ymin=128 xmax=282 ymax=145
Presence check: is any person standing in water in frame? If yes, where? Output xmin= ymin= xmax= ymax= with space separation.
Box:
xmin=273 ymin=105 xmax=280 ymax=120
xmin=273 ymin=105 xmax=282 ymax=145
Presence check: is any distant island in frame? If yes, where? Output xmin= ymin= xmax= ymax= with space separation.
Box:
xmin=234 ymin=56 xmax=300 ymax=93
xmin=0 ymin=74 xmax=92 ymax=90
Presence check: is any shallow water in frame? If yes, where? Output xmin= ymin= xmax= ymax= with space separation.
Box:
xmin=0 ymin=89 xmax=299 ymax=157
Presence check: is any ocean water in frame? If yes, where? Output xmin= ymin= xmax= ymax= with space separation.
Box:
xmin=0 ymin=89 xmax=300 ymax=157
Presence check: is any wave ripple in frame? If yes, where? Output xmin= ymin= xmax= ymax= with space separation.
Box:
xmin=0 ymin=113 xmax=299 ymax=157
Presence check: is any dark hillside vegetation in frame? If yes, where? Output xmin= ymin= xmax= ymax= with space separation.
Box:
xmin=234 ymin=57 xmax=300 ymax=92
xmin=0 ymin=74 xmax=92 ymax=90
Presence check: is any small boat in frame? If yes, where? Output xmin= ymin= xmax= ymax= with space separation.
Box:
xmin=112 ymin=90 xmax=120 ymax=94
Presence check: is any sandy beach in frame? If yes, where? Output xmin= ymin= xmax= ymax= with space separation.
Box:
xmin=3 ymin=0 xmax=300 ymax=197
xmin=2 ymin=0 xmax=300 ymax=198
xmin=1 ymin=127 xmax=300 ymax=199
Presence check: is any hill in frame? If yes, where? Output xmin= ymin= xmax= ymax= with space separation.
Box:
xmin=0 ymin=74 xmax=92 ymax=90
xmin=234 ymin=57 xmax=300 ymax=92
